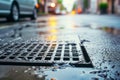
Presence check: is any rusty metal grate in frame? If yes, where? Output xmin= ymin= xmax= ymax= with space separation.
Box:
xmin=0 ymin=41 xmax=93 ymax=67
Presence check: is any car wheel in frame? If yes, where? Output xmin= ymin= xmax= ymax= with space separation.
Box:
xmin=31 ymin=8 xmax=37 ymax=20
xmin=7 ymin=4 xmax=19 ymax=21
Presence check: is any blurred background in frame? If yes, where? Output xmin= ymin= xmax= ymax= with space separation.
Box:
xmin=37 ymin=0 xmax=120 ymax=15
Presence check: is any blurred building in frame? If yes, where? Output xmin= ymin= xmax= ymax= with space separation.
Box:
xmin=90 ymin=0 xmax=97 ymax=14
xmin=76 ymin=0 xmax=90 ymax=13
xmin=38 ymin=0 xmax=57 ymax=13
xmin=89 ymin=0 xmax=120 ymax=14
xmin=97 ymin=0 xmax=115 ymax=14
xmin=75 ymin=0 xmax=84 ymax=13
xmin=115 ymin=0 xmax=120 ymax=14
xmin=76 ymin=0 xmax=84 ymax=10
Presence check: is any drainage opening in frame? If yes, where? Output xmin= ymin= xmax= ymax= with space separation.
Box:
xmin=0 ymin=41 xmax=93 ymax=67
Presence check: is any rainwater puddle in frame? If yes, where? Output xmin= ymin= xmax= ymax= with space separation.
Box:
xmin=89 ymin=24 xmax=120 ymax=35
xmin=31 ymin=65 xmax=120 ymax=80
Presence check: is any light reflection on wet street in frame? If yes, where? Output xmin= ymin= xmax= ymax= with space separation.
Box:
xmin=0 ymin=14 xmax=120 ymax=80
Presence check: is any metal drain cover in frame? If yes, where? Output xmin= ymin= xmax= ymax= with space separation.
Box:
xmin=0 ymin=41 xmax=93 ymax=67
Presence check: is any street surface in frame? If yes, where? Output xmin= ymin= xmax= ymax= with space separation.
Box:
xmin=0 ymin=14 xmax=120 ymax=80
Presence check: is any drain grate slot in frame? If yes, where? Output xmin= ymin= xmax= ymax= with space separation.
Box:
xmin=0 ymin=42 xmax=93 ymax=67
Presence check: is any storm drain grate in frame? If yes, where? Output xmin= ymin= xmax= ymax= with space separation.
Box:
xmin=0 ymin=41 xmax=93 ymax=67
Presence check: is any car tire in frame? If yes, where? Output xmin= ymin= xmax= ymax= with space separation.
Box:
xmin=7 ymin=4 xmax=19 ymax=22
xmin=31 ymin=8 xmax=37 ymax=20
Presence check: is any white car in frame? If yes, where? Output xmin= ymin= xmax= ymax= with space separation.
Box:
xmin=0 ymin=0 xmax=38 ymax=21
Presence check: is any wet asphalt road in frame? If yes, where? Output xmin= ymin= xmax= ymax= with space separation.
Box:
xmin=0 ymin=14 xmax=120 ymax=80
